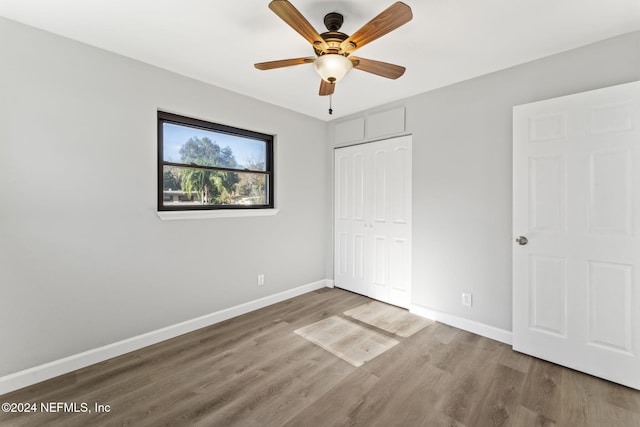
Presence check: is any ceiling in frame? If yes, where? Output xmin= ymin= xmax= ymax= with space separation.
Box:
xmin=1 ymin=0 xmax=640 ymax=121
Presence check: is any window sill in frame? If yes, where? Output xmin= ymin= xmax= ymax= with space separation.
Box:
xmin=157 ymin=209 xmax=279 ymax=221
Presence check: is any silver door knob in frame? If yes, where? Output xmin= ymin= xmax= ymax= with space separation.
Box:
xmin=515 ymin=236 xmax=528 ymax=245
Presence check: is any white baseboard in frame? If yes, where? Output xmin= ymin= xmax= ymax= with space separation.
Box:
xmin=0 ymin=279 xmax=333 ymax=396
xmin=409 ymin=304 xmax=512 ymax=345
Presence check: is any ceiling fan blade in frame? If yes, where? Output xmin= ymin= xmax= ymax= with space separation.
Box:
xmin=319 ymin=79 xmax=335 ymax=96
xmin=269 ymin=0 xmax=329 ymax=52
xmin=341 ymin=2 xmax=412 ymax=54
xmin=350 ymin=57 xmax=406 ymax=79
xmin=254 ymin=57 xmax=316 ymax=70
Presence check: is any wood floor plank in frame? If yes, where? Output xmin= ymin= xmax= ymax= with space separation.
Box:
xmin=519 ymin=357 xmax=563 ymax=423
xmin=295 ymin=316 xmax=399 ymax=367
xmin=437 ymin=363 xmax=498 ymax=424
xmin=512 ymin=405 xmax=557 ymax=427
xmin=345 ymin=350 xmax=444 ymax=425
xmin=604 ymin=379 xmax=640 ymax=415
xmin=283 ymin=368 xmax=380 ymax=427
xmin=498 ymin=347 xmax=533 ymax=374
xmin=429 ymin=322 xmax=461 ymax=345
xmin=343 ymin=301 xmax=433 ymax=337
xmin=434 ymin=335 xmax=506 ymax=424
xmin=1 ymin=288 xmax=638 ymax=427
xmin=560 ymin=368 xmax=640 ymax=427
xmin=467 ymin=363 xmax=526 ymax=426
xmin=365 ymin=363 xmax=454 ymax=427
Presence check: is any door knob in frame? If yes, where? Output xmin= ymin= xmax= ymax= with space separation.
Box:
xmin=515 ymin=236 xmax=528 ymax=245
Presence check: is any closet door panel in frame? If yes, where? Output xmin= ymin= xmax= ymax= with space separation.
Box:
xmin=334 ymin=145 xmax=368 ymax=296
xmin=386 ymin=138 xmax=412 ymax=307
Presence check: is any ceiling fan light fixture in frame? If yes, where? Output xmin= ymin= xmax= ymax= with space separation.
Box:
xmin=313 ymin=54 xmax=353 ymax=83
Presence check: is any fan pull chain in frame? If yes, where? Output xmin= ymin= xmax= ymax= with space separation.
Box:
xmin=329 ymin=94 xmax=333 ymax=115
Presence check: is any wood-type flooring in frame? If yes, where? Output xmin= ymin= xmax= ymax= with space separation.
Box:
xmin=1 ymin=287 xmax=639 ymax=426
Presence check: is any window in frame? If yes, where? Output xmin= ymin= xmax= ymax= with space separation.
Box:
xmin=158 ymin=112 xmax=274 ymax=211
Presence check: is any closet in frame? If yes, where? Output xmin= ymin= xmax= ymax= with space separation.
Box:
xmin=334 ymin=135 xmax=412 ymax=308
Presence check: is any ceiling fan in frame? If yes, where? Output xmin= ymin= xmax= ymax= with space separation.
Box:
xmin=254 ymin=0 xmax=413 ymax=97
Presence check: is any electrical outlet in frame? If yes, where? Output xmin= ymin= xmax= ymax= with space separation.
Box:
xmin=462 ymin=292 xmax=472 ymax=307
xmin=257 ymin=274 xmax=265 ymax=287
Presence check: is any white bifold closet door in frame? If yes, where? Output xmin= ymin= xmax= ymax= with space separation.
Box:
xmin=334 ymin=135 xmax=412 ymax=308
xmin=513 ymin=81 xmax=640 ymax=390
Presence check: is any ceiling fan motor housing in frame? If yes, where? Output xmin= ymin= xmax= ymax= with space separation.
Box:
xmin=324 ymin=12 xmax=344 ymax=32
xmin=316 ymin=12 xmax=355 ymax=56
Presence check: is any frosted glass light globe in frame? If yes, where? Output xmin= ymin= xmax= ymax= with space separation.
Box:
xmin=313 ymin=54 xmax=353 ymax=83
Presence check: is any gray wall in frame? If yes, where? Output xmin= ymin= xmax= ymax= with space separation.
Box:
xmin=329 ymin=31 xmax=640 ymax=332
xmin=0 ymin=18 xmax=330 ymax=376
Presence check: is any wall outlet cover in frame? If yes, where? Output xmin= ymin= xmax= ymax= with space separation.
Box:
xmin=462 ymin=293 xmax=473 ymax=307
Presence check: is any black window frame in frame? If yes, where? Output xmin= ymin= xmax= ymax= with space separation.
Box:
xmin=158 ymin=111 xmax=274 ymax=211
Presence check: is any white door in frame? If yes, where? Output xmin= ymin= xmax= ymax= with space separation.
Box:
xmin=334 ymin=136 xmax=412 ymax=308
xmin=513 ymin=81 xmax=640 ymax=390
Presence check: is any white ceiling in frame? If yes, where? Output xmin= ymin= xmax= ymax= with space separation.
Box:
xmin=1 ymin=0 xmax=640 ymax=120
